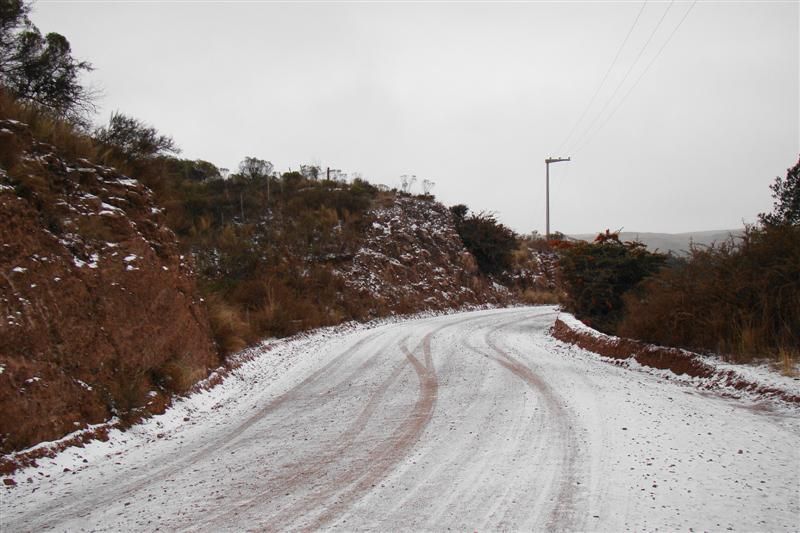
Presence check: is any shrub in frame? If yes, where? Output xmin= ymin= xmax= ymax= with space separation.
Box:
xmin=94 ymin=112 xmax=179 ymax=161
xmin=618 ymin=225 xmax=800 ymax=362
xmin=206 ymin=295 xmax=251 ymax=356
xmin=618 ymin=158 xmax=800 ymax=362
xmin=450 ymin=205 xmax=518 ymax=275
xmin=558 ymin=231 xmax=666 ymax=332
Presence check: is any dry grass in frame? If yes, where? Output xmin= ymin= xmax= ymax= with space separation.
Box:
xmin=521 ymin=288 xmax=562 ymax=305
xmin=779 ymin=347 xmax=798 ymax=377
xmin=0 ymin=90 xmax=97 ymax=163
xmin=206 ymin=296 xmax=251 ymax=356
xmin=154 ymin=358 xmax=206 ymax=394
xmin=619 ymin=226 xmax=800 ymax=364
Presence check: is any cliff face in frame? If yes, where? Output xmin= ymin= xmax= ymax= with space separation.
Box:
xmin=0 ymin=119 xmax=218 ymax=453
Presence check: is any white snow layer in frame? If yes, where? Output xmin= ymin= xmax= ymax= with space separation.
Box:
xmin=1 ymin=307 xmax=797 ymax=532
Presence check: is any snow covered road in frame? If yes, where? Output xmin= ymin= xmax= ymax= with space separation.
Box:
xmin=2 ymin=307 xmax=799 ymax=531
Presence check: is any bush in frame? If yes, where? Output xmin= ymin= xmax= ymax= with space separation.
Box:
xmin=558 ymin=231 xmax=666 ymax=332
xmin=618 ymin=158 xmax=800 ymax=363
xmin=450 ymin=205 xmax=517 ymax=275
xmin=94 ymin=112 xmax=179 ymax=161
xmin=206 ymin=295 xmax=251 ymax=356
xmin=618 ymin=225 xmax=800 ymax=362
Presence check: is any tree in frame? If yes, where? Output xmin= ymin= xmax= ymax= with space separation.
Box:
xmin=238 ymin=157 xmax=273 ymax=180
xmin=238 ymin=156 xmax=274 ymax=205
xmin=94 ymin=112 xmax=179 ymax=160
xmin=760 ymin=156 xmax=800 ymax=227
xmin=0 ymin=0 xmax=95 ymax=126
xmin=0 ymin=1 xmax=29 ymax=72
xmin=300 ymin=164 xmax=320 ymax=181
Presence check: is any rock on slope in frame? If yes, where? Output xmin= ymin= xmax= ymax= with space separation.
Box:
xmin=0 ymin=119 xmax=218 ymax=454
xmin=336 ymin=195 xmax=512 ymax=314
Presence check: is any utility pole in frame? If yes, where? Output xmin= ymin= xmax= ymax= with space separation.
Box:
xmin=545 ymin=156 xmax=570 ymax=239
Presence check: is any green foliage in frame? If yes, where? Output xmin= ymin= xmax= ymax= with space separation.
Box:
xmin=760 ymin=156 xmax=800 ymax=227
xmin=451 ymin=205 xmax=518 ymax=276
xmin=0 ymin=0 xmax=94 ymax=126
xmin=558 ymin=232 xmax=666 ymax=332
xmin=94 ymin=112 xmax=179 ymax=160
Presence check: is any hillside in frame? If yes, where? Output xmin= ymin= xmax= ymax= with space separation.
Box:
xmin=335 ymin=195 xmax=511 ymax=314
xmin=569 ymin=229 xmax=744 ymax=254
xmin=0 ymin=102 xmax=551 ymax=455
xmin=0 ymin=118 xmax=219 ymax=453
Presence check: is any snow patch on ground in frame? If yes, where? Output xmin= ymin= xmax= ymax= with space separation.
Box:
xmin=554 ymin=310 xmax=800 ymax=406
xmin=2 ymin=307 xmax=797 ymax=532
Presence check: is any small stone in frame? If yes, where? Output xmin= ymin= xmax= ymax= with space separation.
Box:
xmin=3 ymin=478 xmax=16 ymax=486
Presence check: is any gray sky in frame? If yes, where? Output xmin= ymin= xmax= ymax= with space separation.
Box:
xmin=33 ymin=0 xmax=799 ymax=234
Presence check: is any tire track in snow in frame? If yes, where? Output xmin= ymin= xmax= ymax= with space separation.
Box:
xmin=13 ymin=328 xmax=390 ymax=531
xmin=333 ymin=311 xmax=529 ymax=529
xmin=363 ymin=308 xmax=552 ymax=530
xmin=5 ymin=307 xmax=799 ymax=532
xmin=258 ymin=330 xmax=440 ymax=531
xmin=444 ymin=313 xmax=540 ymax=529
xmin=482 ymin=311 xmax=584 ymax=531
xmin=196 ymin=335 xmax=413 ymax=530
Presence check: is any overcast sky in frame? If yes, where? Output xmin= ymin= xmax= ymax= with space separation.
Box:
xmin=33 ymin=0 xmax=798 ymax=234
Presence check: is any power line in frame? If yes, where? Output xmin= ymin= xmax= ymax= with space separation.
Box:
xmin=554 ymin=1 xmax=649 ymax=155
xmin=566 ymin=0 xmax=675 ymax=155
xmin=572 ymin=0 xmax=698 ymax=154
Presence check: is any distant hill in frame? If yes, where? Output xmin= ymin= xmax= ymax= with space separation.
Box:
xmin=569 ymin=229 xmax=745 ymax=255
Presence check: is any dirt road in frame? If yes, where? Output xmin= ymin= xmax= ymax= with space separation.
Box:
xmin=2 ymin=307 xmax=798 ymax=531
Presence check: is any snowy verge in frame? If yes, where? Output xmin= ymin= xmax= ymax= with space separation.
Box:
xmin=551 ymin=311 xmax=800 ymax=407
xmin=0 ymin=302 xmax=509 ymax=482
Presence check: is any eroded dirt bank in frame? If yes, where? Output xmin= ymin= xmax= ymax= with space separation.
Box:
xmin=551 ymin=314 xmax=800 ymax=404
xmin=0 ymin=119 xmax=218 ymax=454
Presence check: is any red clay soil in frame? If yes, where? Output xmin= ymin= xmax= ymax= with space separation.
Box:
xmin=0 ymin=119 xmax=219 ymax=455
xmin=551 ymin=318 xmax=800 ymax=404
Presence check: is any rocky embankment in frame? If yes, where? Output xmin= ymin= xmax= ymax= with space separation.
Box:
xmin=0 ymin=119 xmax=218 ymax=454
xmin=336 ymin=195 xmax=512 ymax=314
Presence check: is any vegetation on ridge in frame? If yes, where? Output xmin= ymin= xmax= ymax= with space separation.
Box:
xmin=617 ymin=158 xmax=800 ymax=365
xmin=557 ymin=158 xmax=800 ymax=367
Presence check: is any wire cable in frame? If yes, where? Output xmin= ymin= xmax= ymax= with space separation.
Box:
xmin=554 ymin=0 xmax=648 ymax=155
xmin=565 ymin=0 xmax=675 ymax=155
xmin=572 ymin=0 xmax=698 ymax=154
